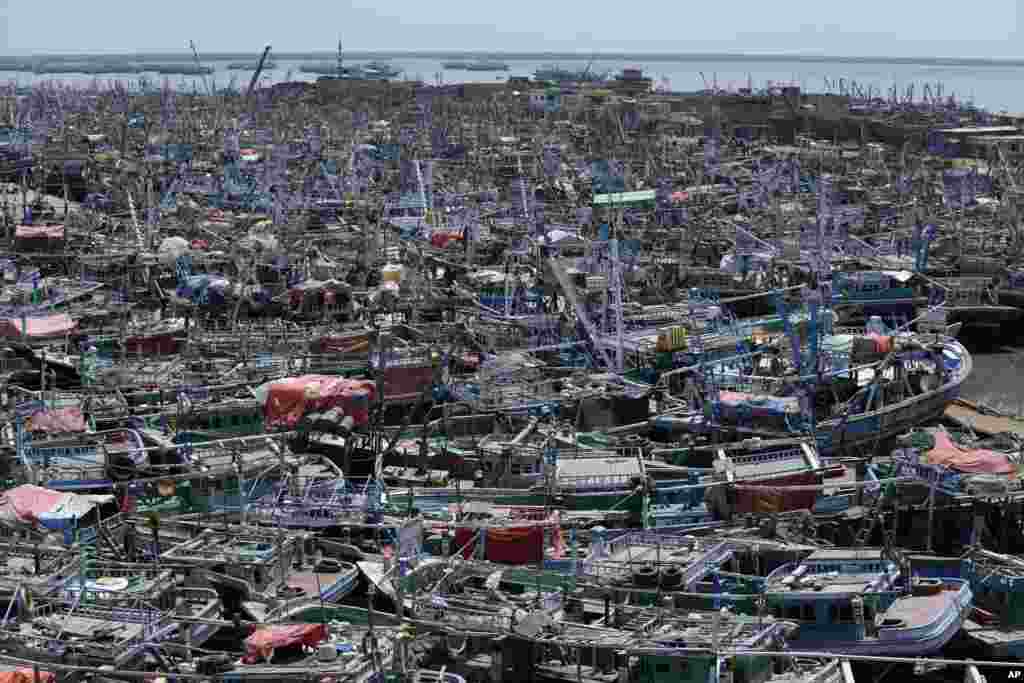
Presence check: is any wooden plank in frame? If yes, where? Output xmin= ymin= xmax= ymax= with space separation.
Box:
xmin=945 ymin=399 xmax=1024 ymax=437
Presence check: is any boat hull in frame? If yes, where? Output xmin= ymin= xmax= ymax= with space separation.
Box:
xmin=790 ymin=583 xmax=972 ymax=656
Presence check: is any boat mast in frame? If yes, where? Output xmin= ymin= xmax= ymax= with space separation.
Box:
xmin=337 ymin=39 xmax=343 ymax=79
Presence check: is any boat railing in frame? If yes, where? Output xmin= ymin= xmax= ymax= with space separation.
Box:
xmin=941 ymin=280 xmax=993 ymax=306
xmin=713 ymin=373 xmax=788 ymax=396
xmin=681 ymin=542 xmax=734 ymax=586
xmin=475 ymin=380 xmax=564 ymax=412
xmin=558 ymin=472 xmax=638 ymax=491
xmin=413 ymin=670 xmax=468 ymax=683
xmin=727 ymin=446 xmax=808 ymax=468
xmin=55 ymin=565 xmax=177 ymax=603
xmin=0 ymin=603 xmax=163 ymax=654
xmin=408 ymin=599 xmax=513 ymax=630
xmin=603 ymin=530 xmax=703 ymax=555
xmin=372 ymin=349 xmax=436 ymax=370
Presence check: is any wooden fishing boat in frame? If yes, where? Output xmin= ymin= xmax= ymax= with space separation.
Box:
xmin=763 ymin=548 xmax=972 ymax=655
xmin=930 ymin=276 xmax=1022 ymax=329
xmin=830 ymin=269 xmax=924 ymax=327
xmin=163 ymin=528 xmax=362 ymax=607
xmin=0 ymin=586 xmax=221 ymax=667
xmin=654 ymin=331 xmax=972 ymax=458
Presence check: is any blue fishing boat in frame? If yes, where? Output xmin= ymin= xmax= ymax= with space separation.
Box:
xmin=763 ymin=548 xmax=972 ymax=655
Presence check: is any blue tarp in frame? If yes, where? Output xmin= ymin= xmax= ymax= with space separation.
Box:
xmin=176 ymin=274 xmax=231 ymax=306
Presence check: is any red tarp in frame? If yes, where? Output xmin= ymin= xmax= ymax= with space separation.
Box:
xmin=924 ymin=431 xmax=1015 ymax=475
xmin=430 ymin=232 xmax=462 ymax=249
xmin=24 ymin=406 xmax=87 ymax=434
xmin=734 ymin=472 xmax=819 ymax=513
xmin=0 ymin=314 xmax=76 ymax=339
xmin=245 ymin=623 xmax=327 ymax=662
xmin=264 ymin=375 xmax=376 ymax=428
xmin=486 ymin=527 xmax=544 ymax=564
xmin=383 ymin=365 xmax=435 ymax=398
xmin=15 ymin=225 xmax=64 ymax=239
xmin=455 ymin=526 xmax=544 ymax=564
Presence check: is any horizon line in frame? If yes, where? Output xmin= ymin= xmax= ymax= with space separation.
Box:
xmin=2 ymin=50 xmax=1024 ymax=67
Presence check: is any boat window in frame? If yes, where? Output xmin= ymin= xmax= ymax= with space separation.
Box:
xmin=785 ymin=605 xmax=801 ymax=620
xmin=801 ymin=604 xmax=815 ymax=621
xmin=656 ymin=663 xmax=671 ymax=673
xmin=839 ymin=604 xmax=854 ymax=622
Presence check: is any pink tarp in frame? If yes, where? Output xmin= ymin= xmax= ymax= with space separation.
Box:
xmin=0 ymin=314 xmax=76 ymax=339
xmin=0 ymin=485 xmax=111 ymax=530
xmin=244 ymin=623 xmax=327 ymax=662
xmin=15 ymin=225 xmax=64 ymax=239
xmin=717 ymin=390 xmax=799 ymax=414
xmin=924 ymin=431 xmax=1015 ymax=475
xmin=24 ymin=406 xmax=87 ymax=434
xmin=1 ymin=486 xmax=66 ymax=525
xmin=0 ymin=670 xmax=55 ymax=683
xmin=264 ymin=375 xmax=376 ymax=428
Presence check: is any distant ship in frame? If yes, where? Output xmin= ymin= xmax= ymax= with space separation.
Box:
xmin=362 ymin=61 xmax=401 ymax=78
xmin=444 ymin=59 xmax=509 ymax=72
xmin=227 ymin=61 xmax=278 ymax=71
xmin=307 ymin=63 xmax=400 ymax=80
xmin=309 ymin=40 xmax=400 ymax=80
xmin=534 ymin=63 xmax=606 ymax=83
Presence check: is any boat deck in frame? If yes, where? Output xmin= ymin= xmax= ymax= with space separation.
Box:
xmin=285 ymin=568 xmax=353 ymax=597
xmin=880 ymin=589 xmax=951 ymax=628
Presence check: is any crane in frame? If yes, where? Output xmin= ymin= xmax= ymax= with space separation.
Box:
xmin=247 ymin=44 xmax=273 ymax=98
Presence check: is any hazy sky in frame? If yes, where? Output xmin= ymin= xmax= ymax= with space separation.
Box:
xmin=2 ymin=0 xmax=1021 ymax=58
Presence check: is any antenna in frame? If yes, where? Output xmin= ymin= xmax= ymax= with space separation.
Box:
xmin=189 ymin=41 xmax=211 ymax=96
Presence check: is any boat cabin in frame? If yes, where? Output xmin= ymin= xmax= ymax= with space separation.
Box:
xmin=764 ymin=549 xmax=899 ymax=639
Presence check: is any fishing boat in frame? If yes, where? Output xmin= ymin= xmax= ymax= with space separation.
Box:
xmin=649 ymin=437 xmax=839 ymax=520
xmin=0 ymin=586 xmax=221 ymax=667
xmin=830 ymin=269 xmax=923 ymax=327
xmin=163 ymin=528 xmax=362 ymax=607
xmin=228 ymin=621 xmax=401 ymax=681
xmin=930 ymin=276 xmax=1022 ymax=329
xmin=654 ymin=327 xmax=972 ymax=458
xmin=763 ymin=548 xmax=972 ymax=655
xmin=951 ymin=548 xmax=1024 ymax=658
